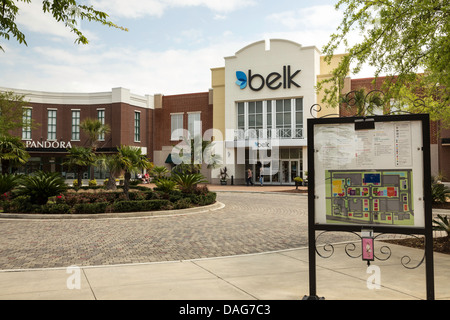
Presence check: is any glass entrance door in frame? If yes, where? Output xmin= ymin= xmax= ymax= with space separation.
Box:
xmin=280 ymin=160 xmax=299 ymax=184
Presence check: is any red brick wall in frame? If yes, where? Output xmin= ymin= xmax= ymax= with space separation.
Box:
xmin=154 ymin=92 xmax=213 ymax=151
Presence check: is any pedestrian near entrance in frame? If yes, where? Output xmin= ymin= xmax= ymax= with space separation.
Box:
xmin=259 ymin=167 xmax=264 ymax=186
xmin=247 ymin=169 xmax=254 ymax=186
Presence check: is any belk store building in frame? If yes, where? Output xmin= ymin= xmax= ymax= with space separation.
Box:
xmin=210 ymin=39 xmax=343 ymax=185
xmin=2 ymin=39 xmax=448 ymax=183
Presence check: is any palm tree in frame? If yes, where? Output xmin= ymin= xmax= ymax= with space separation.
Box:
xmin=63 ymin=146 xmax=96 ymax=187
xmin=150 ymin=165 xmax=169 ymax=182
xmin=340 ymin=88 xmax=385 ymax=116
xmin=96 ymin=154 xmax=122 ymax=190
xmin=0 ymin=135 xmax=30 ymax=173
xmin=80 ymin=118 xmax=110 ymax=151
xmin=116 ymin=145 xmax=153 ymax=198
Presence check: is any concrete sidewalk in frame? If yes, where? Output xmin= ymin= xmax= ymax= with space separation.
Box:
xmin=0 ymin=242 xmax=448 ymax=300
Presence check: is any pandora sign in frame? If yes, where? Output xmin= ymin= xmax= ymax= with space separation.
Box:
xmin=25 ymin=140 xmax=73 ymax=149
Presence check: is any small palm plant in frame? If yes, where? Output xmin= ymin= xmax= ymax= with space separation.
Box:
xmin=16 ymin=171 xmax=67 ymax=205
xmin=0 ymin=173 xmax=21 ymax=194
xmin=433 ymin=215 xmax=450 ymax=240
xmin=171 ymin=172 xmax=208 ymax=193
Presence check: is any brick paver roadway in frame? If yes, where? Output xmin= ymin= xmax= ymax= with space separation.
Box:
xmin=0 ymin=192 xmax=353 ymax=270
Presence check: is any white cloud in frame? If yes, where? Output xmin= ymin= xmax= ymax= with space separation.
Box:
xmin=267 ymin=5 xmax=343 ymax=31
xmin=15 ymin=1 xmax=98 ymax=43
xmin=90 ymin=0 xmax=256 ymax=19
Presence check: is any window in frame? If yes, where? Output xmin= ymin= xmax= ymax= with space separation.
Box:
xmin=71 ymin=110 xmax=80 ymax=141
xmin=134 ymin=111 xmax=141 ymax=142
xmin=97 ymin=109 xmax=105 ymax=141
xmin=171 ymin=113 xmax=184 ymax=140
xmin=188 ymin=113 xmax=201 ymax=139
xmin=22 ymin=107 xmax=32 ymax=140
xmin=275 ymin=99 xmax=291 ymax=129
xmin=248 ymin=101 xmax=263 ymax=131
xmin=237 ymin=102 xmax=245 ymax=130
xmin=47 ymin=109 xmax=57 ymax=140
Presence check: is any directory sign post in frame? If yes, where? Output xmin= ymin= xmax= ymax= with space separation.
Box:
xmin=305 ymin=114 xmax=434 ymax=300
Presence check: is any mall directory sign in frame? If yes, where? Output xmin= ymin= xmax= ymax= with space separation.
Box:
xmin=305 ymin=114 xmax=435 ymax=300
xmin=307 ymin=114 xmax=432 ymax=233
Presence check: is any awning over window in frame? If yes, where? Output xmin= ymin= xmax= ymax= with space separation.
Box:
xmin=165 ymin=153 xmax=173 ymax=164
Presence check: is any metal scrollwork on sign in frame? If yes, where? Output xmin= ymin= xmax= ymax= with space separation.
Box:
xmin=310 ymin=89 xmax=428 ymax=119
xmin=314 ymin=231 xmax=425 ymax=269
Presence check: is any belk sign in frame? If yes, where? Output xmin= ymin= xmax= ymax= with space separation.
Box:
xmin=25 ymin=140 xmax=72 ymax=149
xmin=236 ymin=65 xmax=301 ymax=91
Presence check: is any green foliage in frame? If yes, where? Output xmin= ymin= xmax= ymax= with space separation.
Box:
xmin=154 ymin=178 xmax=178 ymax=193
xmin=0 ymin=135 xmax=30 ymax=173
xmin=16 ymin=171 xmax=68 ymax=205
xmin=0 ymin=0 xmax=128 ymax=52
xmin=431 ymin=181 xmax=450 ymax=204
xmin=433 ymin=215 xmax=450 ymax=238
xmin=319 ymin=0 xmax=450 ymax=126
xmin=150 ymin=166 xmax=169 ymax=181
xmin=63 ymin=146 xmax=96 ymax=187
xmin=171 ymin=172 xmax=208 ymax=193
xmin=80 ymin=118 xmax=110 ymax=150
xmin=0 ymin=91 xmax=37 ymax=135
xmin=112 ymin=199 xmax=171 ymax=213
xmin=0 ymin=173 xmax=21 ymax=194
xmin=73 ymin=202 xmax=109 ymax=214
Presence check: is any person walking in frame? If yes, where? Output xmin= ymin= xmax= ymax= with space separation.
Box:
xmin=259 ymin=167 xmax=264 ymax=186
xmin=247 ymin=168 xmax=254 ymax=186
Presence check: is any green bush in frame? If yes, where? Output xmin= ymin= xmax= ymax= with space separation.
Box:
xmin=112 ymin=199 xmax=170 ymax=213
xmin=40 ymin=203 xmax=71 ymax=214
xmin=0 ymin=173 xmax=21 ymax=194
xmin=432 ymin=182 xmax=450 ymax=204
xmin=73 ymin=202 xmax=109 ymax=214
xmin=171 ymin=172 xmax=208 ymax=193
xmin=173 ymin=198 xmax=192 ymax=209
xmin=16 ymin=171 xmax=68 ymax=205
xmin=154 ymin=178 xmax=178 ymax=193
xmin=2 ymin=195 xmax=40 ymax=213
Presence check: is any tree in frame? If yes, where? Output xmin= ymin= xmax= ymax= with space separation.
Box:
xmin=318 ymin=0 xmax=450 ymax=125
xmin=0 ymin=91 xmax=37 ymax=136
xmin=63 ymin=145 xmax=95 ymax=187
xmin=95 ymin=154 xmax=121 ymax=190
xmin=0 ymin=135 xmax=30 ymax=173
xmin=80 ymin=117 xmax=110 ymax=151
xmin=0 ymin=0 xmax=128 ymax=52
xmin=116 ymin=145 xmax=152 ymax=199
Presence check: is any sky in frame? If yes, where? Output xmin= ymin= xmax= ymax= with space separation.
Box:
xmin=0 ymin=0 xmax=373 ymax=96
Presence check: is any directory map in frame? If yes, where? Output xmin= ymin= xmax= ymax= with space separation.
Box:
xmin=325 ymin=170 xmax=414 ymax=226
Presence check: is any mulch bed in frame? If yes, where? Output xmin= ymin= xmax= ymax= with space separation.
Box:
xmin=382 ymin=236 xmax=450 ymax=255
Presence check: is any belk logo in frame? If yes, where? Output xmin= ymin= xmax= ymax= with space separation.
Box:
xmin=235 ymin=71 xmax=248 ymax=89
xmin=236 ymin=65 xmax=301 ymax=91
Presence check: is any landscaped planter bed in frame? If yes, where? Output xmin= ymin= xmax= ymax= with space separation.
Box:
xmin=1 ymin=186 xmax=216 ymax=215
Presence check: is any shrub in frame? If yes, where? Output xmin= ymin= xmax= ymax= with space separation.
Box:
xmin=432 ymin=182 xmax=450 ymax=204
xmin=171 ymin=172 xmax=208 ymax=193
xmin=88 ymin=179 xmax=97 ymax=187
xmin=2 ymin=196 xmax=39 ymax=213
xmin=73 ymin=202 xmax=109 ymax=214
xmin=0 ymin=174 xmax=21 ymax=194
xmin=173 ymin=198 xmax=192 ymax=209
xmin=154 ymin=178 xmax=178 ymax=193
xmin=15 ymin=171 xmax=68 ymax=205
xmin=40 ymin=203 xmax=71 ymax=214
xmin=112 ymin=199 xmax=170 ymax=213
